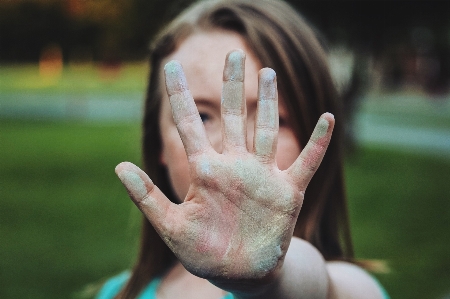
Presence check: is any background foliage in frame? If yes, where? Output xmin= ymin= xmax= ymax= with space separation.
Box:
xmin=1 ymin=1 xmax=450 ymax=298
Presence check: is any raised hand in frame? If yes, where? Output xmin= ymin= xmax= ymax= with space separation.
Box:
xmin=115 ymin=50 xmax=334 ymax=287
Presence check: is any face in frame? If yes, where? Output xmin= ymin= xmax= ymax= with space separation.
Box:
xmin=159 ymin=30 xmax=301 ymax=203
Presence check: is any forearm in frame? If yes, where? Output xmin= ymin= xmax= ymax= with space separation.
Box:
xmin=231 ymin=237 xmax=329 ymax=299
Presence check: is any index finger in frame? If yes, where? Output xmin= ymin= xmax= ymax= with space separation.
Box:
xmin=286 ymin=113 xmax=334 ymax=190
xmin=164 ymin=60 xmax=212 ymax=158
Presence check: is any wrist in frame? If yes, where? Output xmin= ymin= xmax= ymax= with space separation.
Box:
xmin=209 ymin=259 xmax=285 ymax=299
xmin=230 ymin=238 xmax=329 ymax=299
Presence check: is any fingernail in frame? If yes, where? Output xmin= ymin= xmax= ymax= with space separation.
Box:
xmin=223 ymin=50 xmax=245 ymax=82
xmin=259 ymin=68 xmax=276 ymax=83
xmin=312 ymin=117 xmax=329 ymax=140
xmin=117 ymin=170 xmax=149 ymax=200
xmin=258 ymin=68 xmax=277 ymax=101
xmin=164 ymin=60 xmax=188 ymax=95
xmin=323 ymin=112 xmax=334 ymax=121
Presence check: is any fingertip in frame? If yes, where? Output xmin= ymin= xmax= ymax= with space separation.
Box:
xmin=321 ymin=112 xmax=335 ymax=123
xmin=115 ymin=162 xmax=127 ymax=176
xmin=259 ymin=68 xmax=276 ymax=82
xmin=311 ymin=116 xmax=332 ymax=141
xmin=226 ymin=49 xmax=245 ymax=61
xmin=164 ymin=60 xmax=182 ymax=73
xmin=321 ymin=112 xmax=335 ymax=134
xmin=224 ymin=49 xmax=245 ymax=82
xmin=115 ymin=162 xmax=154 ymax=202
xmin=258 ymin=68 xmax=277 ymax=103
xmin=115 ymin=161 xmax=139 ymax=175
xmin=164 ymin=60 xmax=188 ymax=95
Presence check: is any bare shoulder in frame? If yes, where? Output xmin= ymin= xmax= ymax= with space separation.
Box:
xmin=326 ymin=261 xmax=386 ymax=299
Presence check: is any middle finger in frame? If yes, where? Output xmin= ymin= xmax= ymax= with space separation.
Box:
xmin=221 ymin=49 xmax=247 ymax=154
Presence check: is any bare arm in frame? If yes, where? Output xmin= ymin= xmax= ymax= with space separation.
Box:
xmin=115 ymin=50 xmax=385 ymax=299
xmin=231 ymin=237 xmax=329 ymax=299
xmin=232 ymin=237 xmax=385 ymax=299
xmin=327 ymin=261 xmax=386 ymax=299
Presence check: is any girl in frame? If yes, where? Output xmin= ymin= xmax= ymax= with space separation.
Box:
xmin=99 ymin=0 xmax=388 ymax=298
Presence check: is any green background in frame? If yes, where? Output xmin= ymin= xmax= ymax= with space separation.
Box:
xmin=1 ymin=65 xmax=449 ymax=299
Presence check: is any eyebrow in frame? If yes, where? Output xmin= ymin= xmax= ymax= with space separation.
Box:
xmin=193 ymin=98 xmax=220 ymax=110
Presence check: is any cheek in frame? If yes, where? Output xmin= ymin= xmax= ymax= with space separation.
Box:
xmin=275 ymin=129 xmax=301 ymax=170
xmin=161 ymin=128 xmax=191 ymax=202
xmin=204 ymin=124 xmax=223 ymax=154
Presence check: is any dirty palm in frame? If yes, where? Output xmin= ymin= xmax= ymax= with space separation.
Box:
xmin=115 ymin=50 xmax=334 ymax=283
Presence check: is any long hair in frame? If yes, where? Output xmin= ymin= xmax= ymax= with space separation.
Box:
xmin=116 ymin=0 xmax=352 ymax=297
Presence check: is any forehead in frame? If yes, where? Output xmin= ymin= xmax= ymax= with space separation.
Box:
xmin=170 ymin=31 xmax=251 ymax=72
xmin=160 ymin=30 xmax=262 ymax=102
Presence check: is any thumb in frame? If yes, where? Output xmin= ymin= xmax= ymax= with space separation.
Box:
xmin=115 ymin=162 xmax=175 ymax=233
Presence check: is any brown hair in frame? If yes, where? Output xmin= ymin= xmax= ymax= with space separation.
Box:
xmin=117 ymin=0 xmax=352 ymax=297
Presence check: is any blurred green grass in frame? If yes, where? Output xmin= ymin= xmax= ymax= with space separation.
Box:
xmin=346 ymin=147 xmax=450 ymax=299
xmin=2 ymin=121 xmax=449 ymax=299
xmin=0 ymin=63 xmax=148 ymax=94
xmin=1 ymin=65 xmax=449 ymax=299
xmin=0 ymin=120 xmax=143 ymax=299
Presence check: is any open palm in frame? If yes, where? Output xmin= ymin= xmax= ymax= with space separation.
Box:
xmin=115 ymin=50 xmax=334 ymax=285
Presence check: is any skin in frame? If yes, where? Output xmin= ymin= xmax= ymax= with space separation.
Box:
xmin=115 ymin=31 xmax=385 ymax=299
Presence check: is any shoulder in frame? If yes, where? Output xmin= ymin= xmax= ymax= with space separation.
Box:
xmin=96 ymin=272 xmax=130 ymax=299
xmin=326 ymin=261 xmax=389 ymax=299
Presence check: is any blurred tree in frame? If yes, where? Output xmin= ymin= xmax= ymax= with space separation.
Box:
xmin=0 ymin=0 xmax=449 ymax=95
xmin=1 ymin=0 xmax=449 ymax=61
xmin=0 ymin=0 xmax=195 ymax=62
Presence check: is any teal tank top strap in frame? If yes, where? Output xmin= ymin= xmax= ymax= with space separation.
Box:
xmin=137 ymin=277 xmax=162 ymax=299
xmin=137 ymin=278 xmax=234 ymax=299
xmin=96 ymin=272 xmax=388 ymax=299
xmin=96 ymin=271 xmax=131 ymax=299
xmin=378 ymin=281 xmax=390 ymax=299
xmin=372 ymin=274 xmax=390 ymax=299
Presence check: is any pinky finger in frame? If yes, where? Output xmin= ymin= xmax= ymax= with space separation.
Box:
xmin=286 ymin=113 xmax=335 ymax=190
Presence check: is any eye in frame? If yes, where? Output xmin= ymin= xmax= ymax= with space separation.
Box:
xmin=199 ymin=112 xmax=211 ymax=123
